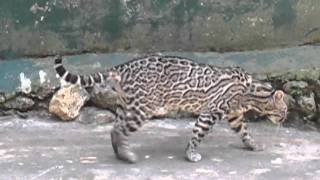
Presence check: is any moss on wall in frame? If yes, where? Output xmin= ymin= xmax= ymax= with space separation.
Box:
xmin=0 ymin=0 xmax=320 ymax=59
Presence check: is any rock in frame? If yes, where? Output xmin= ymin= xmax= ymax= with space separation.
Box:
xmin=77 ymin=107 xmax=115 ymax=124
xmin=283 ymin=81 xmax=308 ymax=95
xmin=283 ymin=93 xmax=296 ymax=110
xmin=296 ymin=92 xmax=317 ymax=114
xmin=284 ymin=111 xmax=318 ymax=131
xmin=0 ymin=92 xmax=5 ymax=104
xmin=29 ymin=86 xmax=56 ymax=100
xmin=3 ymin=96 xmax=35 ymax=112
xmin=49 ymin=85 xmax=89 ymax=121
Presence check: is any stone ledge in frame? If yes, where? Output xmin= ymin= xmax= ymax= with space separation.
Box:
xmin=0 ymin=47 xmax=319 ymax=130
xmin=0 ymin=67 xmax=319 ymax=131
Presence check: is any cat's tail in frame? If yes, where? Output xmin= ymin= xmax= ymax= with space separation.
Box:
xmin=54 ymin=55 xmax=120 ymax=87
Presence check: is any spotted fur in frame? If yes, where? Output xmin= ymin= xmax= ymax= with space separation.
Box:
xmin=54 ymin=55 xmax=287 ymax=163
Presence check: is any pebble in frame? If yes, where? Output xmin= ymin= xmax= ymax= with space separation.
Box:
xmin=271 ymin=158 xmax=283 ymax=165
xmin=167 ymin=156 xmax=174 ymax=159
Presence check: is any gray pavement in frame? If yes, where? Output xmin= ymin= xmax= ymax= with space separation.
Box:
xmin=0 ymin=116 xmax=319 ymax=179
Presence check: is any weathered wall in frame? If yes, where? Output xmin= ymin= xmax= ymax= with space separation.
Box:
xmin=1 ymin=0 xmax=320 ymax=59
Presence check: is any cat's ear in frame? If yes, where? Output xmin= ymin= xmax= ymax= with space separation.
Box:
xmin=273 ymin=90 xmax=284 ymax=102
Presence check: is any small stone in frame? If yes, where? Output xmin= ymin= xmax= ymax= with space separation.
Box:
xmin=3 ymin=96 xmax=35 ymax=111
xmin=283 ymin=81 xmax=308 ymax=94
xmin=49 ymin=85 xmax=89 ymax=121
xmin=283 ymin=93 xmax=295 ymax=109
xmin=31 ymin=86 xmax=56 ymax=100
xmin=271 ymin=158 xmax=283 ymax=165
xmin=167 ymin=156 xmax=174 ymax=159
xmin=296 ymin=92 xmax=316 ymax=113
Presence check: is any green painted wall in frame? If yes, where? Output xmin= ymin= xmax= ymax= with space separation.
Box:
xmin=1 ymin=0 xmax=320 ymax=59
xmin=1 ymin=46 xmax=320 ymax=92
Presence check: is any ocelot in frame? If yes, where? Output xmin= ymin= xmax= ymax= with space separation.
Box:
xmin=54 ymin=55 xmax=287 ymax=163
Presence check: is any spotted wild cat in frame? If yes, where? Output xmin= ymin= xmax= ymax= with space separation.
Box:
xmin=54 ymin=55 xmax=288 ymax=163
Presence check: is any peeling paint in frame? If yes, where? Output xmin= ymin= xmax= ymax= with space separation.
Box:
xmin=38 ymin=70 xmax=48 ymax=84
xmin=19 ymin=72 xmax=31 ymax=94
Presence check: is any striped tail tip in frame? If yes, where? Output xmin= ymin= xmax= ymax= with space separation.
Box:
xmin=53 ymin=55 xmax=107 ymax=88
xmin=54 ymin=55 xmax=62 ymax=64
xmin=54 ymin=55 xmax=67 ymax=78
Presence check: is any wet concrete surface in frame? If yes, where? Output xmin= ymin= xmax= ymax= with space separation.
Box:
xmin=0 ymin=116 xmax=319 ymax=179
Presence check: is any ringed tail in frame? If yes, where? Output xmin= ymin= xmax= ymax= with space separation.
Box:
xmin=54 ymin=55 xmax=105 ymax=87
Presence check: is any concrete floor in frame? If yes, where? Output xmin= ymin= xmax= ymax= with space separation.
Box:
xmin=0 ymin=116 xmax=319 ymax=180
